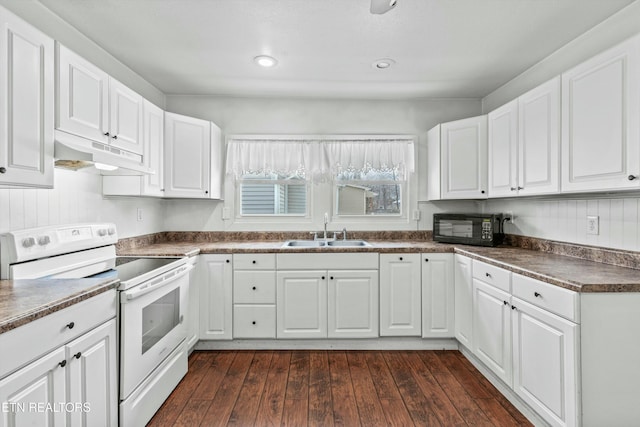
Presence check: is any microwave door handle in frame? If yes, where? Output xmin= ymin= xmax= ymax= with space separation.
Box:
xmin=121 ymin=264 xmax=193 ymax=303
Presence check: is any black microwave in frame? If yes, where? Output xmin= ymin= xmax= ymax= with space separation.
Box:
xmin=433 ymin=213 xmax=504 ymax=246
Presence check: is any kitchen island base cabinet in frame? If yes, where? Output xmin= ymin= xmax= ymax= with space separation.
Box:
xmin=379 ymin=253 xmax=421 ymax=336
xmin=421 ymin=253 xmax=454 ymax=338
xmin=199 ymin=254 xmax=233 ymax=340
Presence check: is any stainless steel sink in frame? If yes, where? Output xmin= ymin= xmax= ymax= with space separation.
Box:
xmin=326 ymin=240 xmax=371 ymax=247
xmin=281 ymin=239 xmax=370 ymax=248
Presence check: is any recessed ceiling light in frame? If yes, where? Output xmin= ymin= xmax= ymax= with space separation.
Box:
xmin=254 ymin=55 xmax=278 ymax=68
xmin=373 ymin=58 xmax=395 ymax=69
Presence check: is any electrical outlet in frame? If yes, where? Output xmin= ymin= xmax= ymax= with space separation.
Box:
xmin=587 ymin=215 xmax=599 ymax=235
xmin=505 ymin=211 xmax=515 ymax=225
xmin=412 ymin=209 xmax=421 ymax=221
xmin=137 ymin=208 xmax=143 ymax=222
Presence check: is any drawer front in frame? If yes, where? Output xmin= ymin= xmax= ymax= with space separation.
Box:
xmin=512 ymin=274 xmax=578 ymax=322
xmin=234 ymin=271 xmax=276 ymax=304
xmin=0 ymin=290 xmax=117 ymax=378
xmin=233 ymin=253 xmax=276 ymax=270
xmin=472 ymin=260 xmax=511 ymax=292
xmin=233 ymin=305 xmax=276 ymax=338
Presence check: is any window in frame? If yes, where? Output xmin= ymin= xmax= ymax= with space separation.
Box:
xmin=240 ymin=172 xmax=307 ymax=215
xmin=335 ymin=169 xmax=403 ymax=216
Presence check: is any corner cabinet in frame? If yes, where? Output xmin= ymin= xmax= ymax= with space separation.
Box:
xmin=164 ymin=112 xmax=223 ymax=199
xmin=421 ymin=253 xmax=454 ymax=338
xmin=561 ymin=34 xmax=640 ymax=193
xmin=379 ymin=253 xmax=421 ymax=336
xmin=0 ymin=8 xmax=54 ymax=188
xmin=453 ymin=254 xmax=473 ymax=349
xmin=427 ymin=115 xmax=488 ymax=200
xmin=198 ymin=254 xmax=233 ymax=340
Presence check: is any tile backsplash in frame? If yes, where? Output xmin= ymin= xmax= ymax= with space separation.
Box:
xmin=486 ymin=196 xmax=640 ymax=252
xmin=0 ymin=169 xmax=164 ymax=238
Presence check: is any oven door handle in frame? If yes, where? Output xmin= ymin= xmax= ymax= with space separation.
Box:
xmin=121 ymin=264 xmax=193 ymax=303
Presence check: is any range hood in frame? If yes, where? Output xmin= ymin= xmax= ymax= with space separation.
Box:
xmin=54 ymin=130 xmax=154 ymax=175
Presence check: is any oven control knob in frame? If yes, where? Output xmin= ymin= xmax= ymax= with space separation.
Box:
xmin=107 ymin=228 xmax=115 ymax=236
xmin=37 ymin=235 xmax=51 ymax=246
xmin=21 ymin=237 xmax=36 ymax=248
xmin=97 ymin=229 xmax=107 ymax=237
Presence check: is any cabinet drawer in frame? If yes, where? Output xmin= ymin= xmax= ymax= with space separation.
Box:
xmin=512 ymin=274 xmax=578 ymax=322
xmin=233 ymin=305 xmax=276 ymax=338
xmin=0 ymin=290 xmax=116 ymax=378
xmin=233 ymin=253 xmax=276 ymax=270
xmin=233 ymin=271 xmax=276 ymax=304
xmin=472 ymin=260 xmax=511 ymax=292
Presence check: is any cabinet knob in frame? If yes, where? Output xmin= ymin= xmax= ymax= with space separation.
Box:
xmin=534 ymin=292 xmax=541 ymax=298
xmin=252 ymin=260 xmax=256 ymax=264
xmin=252 ymin=321 xmax=256 ymax=325
xmin=74 ymin=352 xmax=82 ymax=359
xmin=481 ymin=190 xmax=486 ymax=194
xmin=518 ymin=186 xmax=524 ymax=190
xmin=511 ymin=305 xmax=517 ymax=310
xmin=510 ymin=187 xmax=517 ymax=191
xmin=226 ymin=259 xmax=230 ymax=263
xmin=399 ymin=257 xmax=403 ymax=261
xmin=66 ymin=322 xmax=75 ymax=330
xmin=0 ymin=166 xmax=6 ymax=174
xmin=330 ymin=276 xmax=334 ymax=280
xmin=424 ymin=258 xmax=429 ymax=262
xmin=629 ymin=175 xmax=638 ymax=181
xmin=58 ymin=360 xmax=67 ymax=368
xmin=321 ymin=276 xmax=325 ymax=280
xmin=205 ymin=190 xmax=209 ymax=194
xmin=503 ymin=301 xmax=509 ymax=305
xmin=112 ymin=135 xmax=118 ymax=140
xmin=485 ymin=272 xmax=491 ymax=278
xmin=103 ymin=132 xmax=110 ymax=137
xmin=252 ymin=286 xmax=256 ymax=290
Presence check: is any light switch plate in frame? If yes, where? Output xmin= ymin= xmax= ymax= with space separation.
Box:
xmin=587 ymin=216 xmax=599 ymax=235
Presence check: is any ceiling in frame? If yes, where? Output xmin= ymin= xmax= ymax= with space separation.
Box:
xmin=37 ymin=0 xmax=636 ymax=99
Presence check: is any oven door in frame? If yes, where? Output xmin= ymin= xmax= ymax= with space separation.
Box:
xmin=119 ymin=264 xmax=192 ymax=399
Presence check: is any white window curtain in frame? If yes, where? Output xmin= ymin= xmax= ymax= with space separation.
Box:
xmin=226 ymin=138 xmax=414 ymax=181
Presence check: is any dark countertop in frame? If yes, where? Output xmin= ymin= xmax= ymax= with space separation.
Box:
xmin=0 ymin=278 xmax=118 ymax=334
xmin=118 ymin=240 xmax=640 ymax=293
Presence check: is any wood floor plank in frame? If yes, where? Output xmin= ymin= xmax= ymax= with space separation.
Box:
xmin=401 ymin=351 xmax=467 ymax=427
xmin=348 ymin=351 xmax=395 ymax=427
xmin=308 ymin=351 xmax=334 ymax=427
xmin=327 ymin=351 xmax=361 ymax=427
xmin=475 ymin=398 xmax=523 ymax=427
xmin=172 ymin=399 xmax=212 ymax=427
xmin=437 ymin=351 xmax=492 ymax=399
xmin=379 ymin=398 xmax=417 ymax=427
xmin=227 ymin=351 xmax=274 ymax=426
xmin=192 ymin=351 xmax=236 ymax=400
xmin=282 ymin=398 xmax=308 ymax=427
xmin=199 ymin=351 xmax=255 ymax=427
xmin=418 ymin=350 xmax=450 ymax=374
xmin=254 ymin=351 xmax=292 ymax=427
xmin=285 ymin=351 xmax=309 ymax=400
xmin=364 ymin=352 xmax=403 ymax=400
xmin=382 ymin=351 xmax=442 ymax=427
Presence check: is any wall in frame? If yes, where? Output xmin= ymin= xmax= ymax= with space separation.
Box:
xmin=0 ymin=170 xmax=164 ymax=238
xmin=480 ymin=1 xmax=640 ymax=251
xmin=163 ymin=95 xmax=483 ymax=232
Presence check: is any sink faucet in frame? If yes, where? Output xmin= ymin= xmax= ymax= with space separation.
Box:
xmin=342 ymin=227 xmax=347 ymax=240
xmin=323 ymin=212 xmax=329 ymax=240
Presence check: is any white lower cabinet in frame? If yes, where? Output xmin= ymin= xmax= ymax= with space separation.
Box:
xmin=511 ymin=297 xmax=578 ymax=427
xmin=454 ymin=254 xmax=473 ymax=348
xmin=328 ymin=270 xmax=378 ymax=338
xmin=233 ymin=254 xmax=277 ymax=338
xmin=199 ymin=254 xmax=233 ymax=340
xmin=421 ymin=253 xmax=454 ymax=338
xmin=379 ymin=253 xmax=421 ymax=336
xmin=0 ymin=318 xmax=117 ymax=427
xmin=186 ymin=256 xmax=199 ymax=350
xmin=277 ymin=270 xmax=327 ymax=339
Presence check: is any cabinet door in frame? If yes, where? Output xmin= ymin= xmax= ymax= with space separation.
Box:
xmin=488 ymin=100 xmax=518 ymax=198
xmin=142 ymin=100 xmax=164 ymax=196
xmin=328 ymin=270 xmax=378 ymax=338
xmin=562 ymin=35 xmax=640 ymax=192
xmin=0 ymin=347 xmax=66 ymax=427
xmin=0 ymin=10 xmax=54 ymax=188
xmin=379 ymin=254 xmax=421 ymax=336
xmin=441 ymin=115 xmax=488 ymax=199
xmin=199 ymin=254 xmax=232 ymax=340
xmin=108 ymin=78 xmax=143 ymax=154
xmin=454 ymin=254 xmax=473 ymax=349
xmin=164 ymin=112 xmax=212 ymax=198
xmin=421 ymin=253 xmax=454 ymax=338
xmin=518 ymin=77 xmax=560 ymax=196
xmin=186 ymin=259 xmax=199 ymax=350
xmin=209 ymin=121 xmax=223 ymax=200
xmin=277 ymin=271 xmax=327 ymax=339
xmin=426 ymin=124 xmax=441 ymax=200
xmin=66 ymin=319 xmax=117 ymax=427
xmin=56 ymin=44 xmax=109 ymax=144
xmin=512 ymin=297 xmax=578 ymax=427
xmin=473 ymin=278 xmax=512 ymax=386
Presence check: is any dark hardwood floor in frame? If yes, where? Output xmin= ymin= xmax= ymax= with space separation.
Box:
xmin=148 ymin=350 xmax=532 ymax=427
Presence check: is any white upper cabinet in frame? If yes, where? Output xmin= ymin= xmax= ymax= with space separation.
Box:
xmin=0 ymin=9 xmax=54 ymax=188
xmin=488 ymin=78 xmax=560 ymax=197
xmin=164 ymin=112 xmax=222 ymax=199
xmin=561 ymin=35 xmax=640 ymax=193
xmin=428 ymin=115 xmax=488 ymax=200
xmin=141 ymin=100 xmax=164 ymax=196
xmin=57 ymin=44 xmax=143 ymax=155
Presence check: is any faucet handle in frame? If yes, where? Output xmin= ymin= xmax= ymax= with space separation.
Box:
xmin=310 ymin=231 xmax=318 ymax=240
xmin=342 ymin=228 xmax=347 ymax=240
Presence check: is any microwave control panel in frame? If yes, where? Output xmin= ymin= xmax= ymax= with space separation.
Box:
xmin=481 ymin=220 xmax=493 ymax=240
